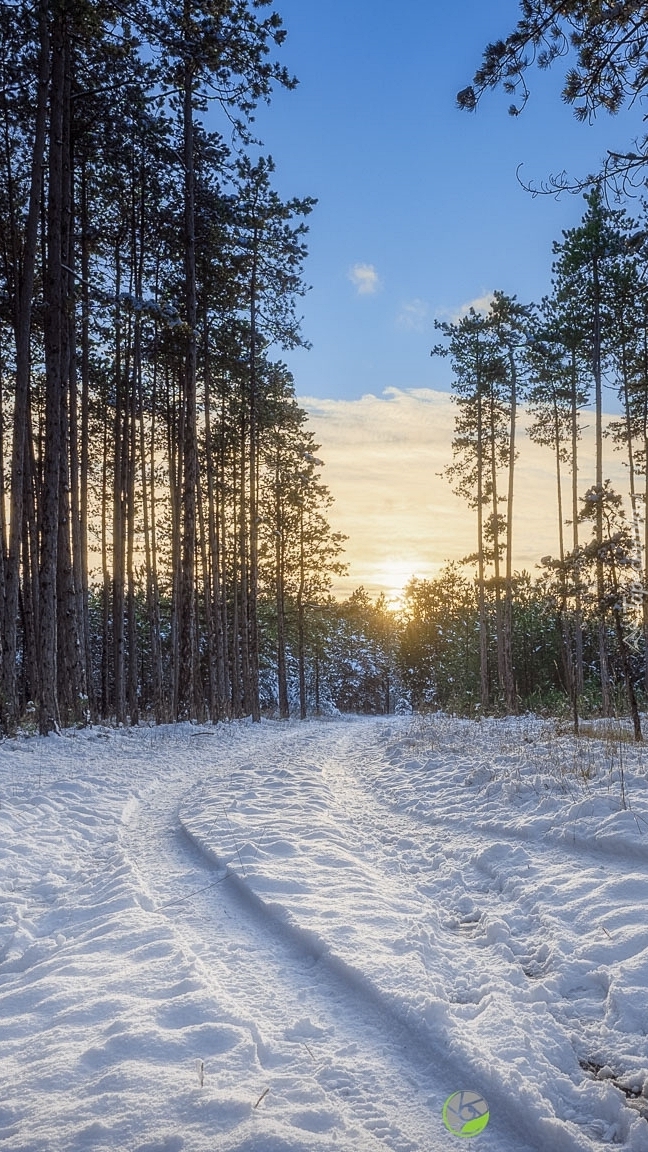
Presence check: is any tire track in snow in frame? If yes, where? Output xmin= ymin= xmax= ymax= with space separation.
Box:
xmin=177 ymin=718 xmax=647 ymax=1149
xmin=337 ymin=723 xmax=648 ymax=988
xmin=120 ymin=725 xmax=469 ymax=1152
xmin=317 ymin=722 xmax=648 ymax=1144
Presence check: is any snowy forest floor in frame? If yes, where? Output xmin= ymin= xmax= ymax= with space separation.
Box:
xmin=2 ymin=715 xmax=648 ymax=1152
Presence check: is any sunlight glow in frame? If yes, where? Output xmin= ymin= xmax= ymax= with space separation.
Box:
xmin=372 ymin=559 xmax=424 ymax=603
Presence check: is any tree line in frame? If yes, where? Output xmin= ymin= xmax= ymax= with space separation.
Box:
xmin=7 ymin=0 xmax=648 ymax=733
xmin=0 ymin=0 xmax=345 ymax=734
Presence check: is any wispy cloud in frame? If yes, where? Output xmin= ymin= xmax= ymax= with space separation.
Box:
xmin=446 ymin=292 xmax=496 ymax=324
xmin=397 ymin=298 xmax=429 ymax=332
xmin=348 ymin=263 xmax=381 ymax=295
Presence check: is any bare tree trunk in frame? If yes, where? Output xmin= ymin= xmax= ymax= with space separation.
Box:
xmin=297 ymin=503 xmax=306 ymax=720
xmin=3 ymin=0 xmax=49 ymax=730
xmin=101 ymin=411 xmax=110 ymax=717
xmin=247 ymin=236 xmax=261 ymax=721
xmin=62 ymin=111 xmax=86 ymax=724
xmin=230 ymin=440 xmax=242 ymax=716
xmin=477 ymin=373 xmax=488 ymax=710
xmin=0 ymin=359 xmax=6 ymax=663
xmin=275 ymin=448 xmax=289 ymax=719
xmin=203 ymin=336 xmax=226 ymax=718
xmin=113 ymin=280 xmax=127 ymax=724
xmin=39 ymin=8 xmax=67 ymax=734
xmin=593 ymin=254 xmax=611 ymax=715
xmin=79 ymin=158 xmax=95 ymax=717
xmin=218 ymin=383 xmax=231 ymax=715
xmin=503 ymin=348 xmax=517 ymax=712
xmin=167 ymin=365 xmax=182 ymax=718
xmin=139 ymin=344 xmax=164 ymax=721
xmin=177 ymin=37 xmax=198 ymax=720
xmin=571 ymin=349 xmax=584 ymax=696
xmin=238 ymin=412 xmax=254 ymax=716
xmin=553 ymin=391 xmax=577 ymax=732
xmin=488 ymin=384 xmax=504 ymax=700
xmin=197 ymin=471 xmax=217 ymax=719
xmin=126 ymin=338 xmax=138 ymax=725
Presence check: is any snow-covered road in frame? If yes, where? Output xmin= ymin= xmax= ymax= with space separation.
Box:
xmin=1 ymin=715 xmax=648 ymax=1150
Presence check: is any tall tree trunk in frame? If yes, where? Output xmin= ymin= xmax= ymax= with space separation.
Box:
xmin=553 ymin=390 xmax=577 ymax=732
xmin=503 ymin=348 xmax=517 ymax=712
xmin=177 ymin=36 xmax=198 ymax=720
xmin=592 ymin=253 xmax=611 ymax=714
xmin=230 ymin=438 xmax=242 ymax=716
xmin=79 ymin=157 xmax=95 ymax=717
xmin=112 ymin=254 xmax=126 ymax=724
xmin=101 ymin=410 xmax=110 ymax=717
xmin=570 ymin=349 xmax=584 ymax=696
xmin=60 ymin=102 xmax=85 ymax=724
xmin=275 ymin=446 xmax=289 ymax=719
xmin=247 ymin=236 xmax=261 ymax=721
xmin=238 ymin=412 xmax=254 ymax=715
xmin=202 ymin=335 xmax=226 ymax=719
xmin=3 ymin=0 xmax=49 ymax=731
xmin=139 ymin=344 xmax=164 ymax=721
xmin=297 ymin=502 xmax=306 ymax=720
xmin=39 ymin=7 xmax=67 ymax=734
xmin=476 ymin=369 xmax=488 ymax=710
xmin=488 ymin=384 xmax=504 ymax=698
xmin=126 ymin=336 xmax=138 ymax=725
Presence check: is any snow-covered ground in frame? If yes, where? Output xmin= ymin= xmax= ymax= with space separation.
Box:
xmin=1 ymin=714 xmax=648 ymax=1151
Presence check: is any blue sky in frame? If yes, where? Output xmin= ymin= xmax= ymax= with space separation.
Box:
xmin=250 ymin=0 xmax=647 ymax=402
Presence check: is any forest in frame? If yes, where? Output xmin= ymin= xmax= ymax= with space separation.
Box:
xmin=3 ymin=0 xmax=648 ymax=733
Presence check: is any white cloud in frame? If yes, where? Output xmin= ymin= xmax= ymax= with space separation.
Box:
xmin=348 ymin=263 xmax=381 ymax=295
xmin=397 ymin=298 xmax=429 ymax=332
xmin=443 ymin=292 xmax=496 ymax=324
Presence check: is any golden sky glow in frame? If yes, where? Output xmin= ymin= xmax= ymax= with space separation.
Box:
xmin=302 ymin=387 xmax=630 ymax=601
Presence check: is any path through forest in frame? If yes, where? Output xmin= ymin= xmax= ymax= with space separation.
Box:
xmin=1 ymin=715 xmax=648 ymax=1150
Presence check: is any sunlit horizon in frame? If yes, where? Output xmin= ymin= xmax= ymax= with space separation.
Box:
xmin=302 ymin=387 xmax=631 ymax=602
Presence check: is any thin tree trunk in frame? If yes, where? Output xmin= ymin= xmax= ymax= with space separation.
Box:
xmin=177 ymin=34 xmax=198 ymax=720
xmin=593 ymin=253 xmax=611 ymax=715
xmin=139 ymin=342 xmax=164 ymax=722
xmin=553 ymin=391 xmax=577 ymax=732
xmin=275 ymin=444 xmax=289 ymax=719
xmin=39 ymin=8 xmax=67 ymax=734
xmin=79 ymin=157 xmax=95 ymax=717
xmin=503 ymin=348 xmax=517 ymax=712
xmin=248 ymin=235 xmax=261 ymax=721
xmin=202 ymin=322 xmax=226 ymax=718
xmin=477 ymin=369 xmax=488 ymax=710
xmin=488 ymin=384 xmax=504 ymax=699
xmin=112 ymin=250 xmax=127 ymax=724
xmin=571 ymin=348 xmax=584 ymax=696
xmin=101 ymin=409 xmax=110 ymax=717
xmin=239 ymin=413 xmax=254 ymax=716
xmin=297 ymin=503 xmax=306 ymax=720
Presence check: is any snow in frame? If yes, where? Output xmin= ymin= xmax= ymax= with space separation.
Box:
xmin=1 ymin=715 xmax=648 ymax=1150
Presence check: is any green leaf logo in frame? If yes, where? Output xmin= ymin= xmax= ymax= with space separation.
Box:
xmin=442 ymin=1090 xmax=490 ymax=1138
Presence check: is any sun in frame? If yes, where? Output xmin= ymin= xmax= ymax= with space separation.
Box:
xmin=373 ymin=559 xmax=422 ymax=603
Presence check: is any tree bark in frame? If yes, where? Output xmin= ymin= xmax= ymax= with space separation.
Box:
xmin=39 ymin=6 xmax=67 ymax=734
xmin=503 ymin=347 xmax=517 ymax=712
xmin=3 ymin=0 xmax=49 ymax=731
xmin=177 ymin=35 xmax=198 ymax=720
